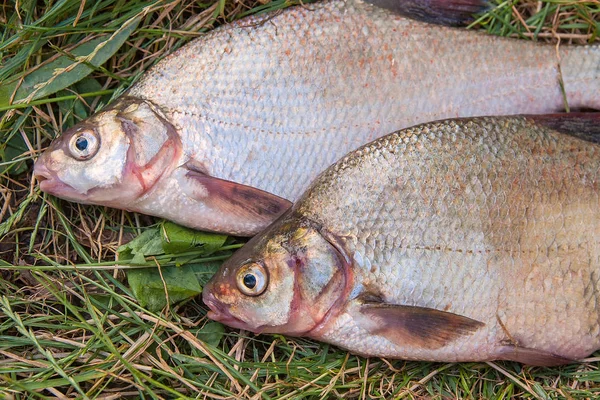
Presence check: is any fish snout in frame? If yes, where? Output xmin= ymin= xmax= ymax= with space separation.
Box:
xmin=33 ymin=159 xmax=55 ymax=190
xmin=202 ymin=289 xmax=250 ymax=329
xmin=202 ymin=289 xmax=226 ymax=321
xmin=202 ymin=289 xmax=217 ymax=310
xmin=33 ymin=156 xmax=72 ymax=198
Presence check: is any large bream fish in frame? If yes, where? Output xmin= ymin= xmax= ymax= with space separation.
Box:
xmin=203 ymin=115 xmax=600 ymax=365
xmin=33 ymin=0 xmax=600 ymax=236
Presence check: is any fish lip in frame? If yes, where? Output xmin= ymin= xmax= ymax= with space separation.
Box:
xmin=33 ymin=161 xmax=51 ymax=180
xmin=33 ymin=161 xmax=84 ymax=201
xmin=38 ymin=178 xmax=72 ymax=197
xmin=203 ymin=290 xmax=255 ymax=331
xmin=206 ymin=310 xmax=246 ymax=328
xmin=33 ymin=162 xmax=57 ymax=192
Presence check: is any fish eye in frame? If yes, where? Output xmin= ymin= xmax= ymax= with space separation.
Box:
xmin=69 ymin=130 xmax=99 ymax=161
xmin=236 ymin=263 xmax=268 ymax=296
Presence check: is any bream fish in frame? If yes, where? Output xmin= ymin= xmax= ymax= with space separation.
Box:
xmin=204 ymin=114 xmax=600 ymax=365
xmin=33 ymin=0 xmax=600 ymax=236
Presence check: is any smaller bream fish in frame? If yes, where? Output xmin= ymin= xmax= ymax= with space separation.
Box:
xmin=204 ymin=114 xmax=600 ymax=366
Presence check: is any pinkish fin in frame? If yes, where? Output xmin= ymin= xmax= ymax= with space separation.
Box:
xmin=185 ymin=167 xmax=292 ymax=236
xmin=496 ymin=345 xmax=575 ymax=366
xmin=528 ymin=113 xmax=600 ymax=144
xmin=364 ymin=0 xmax=489 ymax=26
xmin=356 ymin=302 xmax=484 ymax=349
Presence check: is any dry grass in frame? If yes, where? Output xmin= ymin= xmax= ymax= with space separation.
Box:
xmin=1 ymin=0 xmax=600 ymax=398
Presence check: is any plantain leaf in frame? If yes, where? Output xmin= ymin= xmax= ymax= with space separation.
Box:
xmin=161 ymin=221 xmax=227 ymax=255
xmin=125 ymin=261 xmax=222 ymax=312
xmin=117 ymin=228 xmax=164 ymax=265
xmin=57 ymin=78 xmax=106 ymax=124
xmin=195 ymin=321 xmax=225 ymax=347
xmin=189 ymin=261 xmax=223 ymax=287
xmin=127 ymin=265 xmax=202 ymax=312
xmin=0 ymin=19 xmax=139 ymax=108
xmin=120 ymin=223 xmax=231 ymax=311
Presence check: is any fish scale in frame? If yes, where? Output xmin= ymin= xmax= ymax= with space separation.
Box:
xmin=204 ymin=116 xmax=600 ymax=364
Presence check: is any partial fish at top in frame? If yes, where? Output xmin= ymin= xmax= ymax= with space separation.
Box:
xmin=33 ymin=0 xmax=600 ymax=236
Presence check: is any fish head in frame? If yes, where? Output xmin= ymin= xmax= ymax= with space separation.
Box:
xmin=203 ymin=216 xmax=351 ymax=336
xmin=33 ymin=98 xmax=181 ymax=208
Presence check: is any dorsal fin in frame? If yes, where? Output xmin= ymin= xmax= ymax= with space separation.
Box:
xmin=363 ymin=0 xmax=490 ymax=26
xmin=528 ymin=113 xmax=600 ymax=144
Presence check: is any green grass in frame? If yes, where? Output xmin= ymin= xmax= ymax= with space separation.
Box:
xmin=1 ymin=0 xmax=600 ymax=398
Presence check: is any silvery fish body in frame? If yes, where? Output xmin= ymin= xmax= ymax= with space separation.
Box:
xmin=34 ymin=0 xmax=600 ymax=235
xmin=204 ymin=115 xmax=600 ymax=365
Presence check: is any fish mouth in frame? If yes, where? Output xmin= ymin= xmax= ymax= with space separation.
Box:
xmin=33 ymin=162 xmax=57 ymax=191
xmin=33 ymin=162 xmax=83 ymax=201
xmin=202 ymin=291 xmax=253 ymax=331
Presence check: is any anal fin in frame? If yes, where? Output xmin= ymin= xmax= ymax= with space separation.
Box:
xmin=355 ymin=301 xmax=485 ymax=350
xmin=496 ymin=345 xmax=575 ymax=366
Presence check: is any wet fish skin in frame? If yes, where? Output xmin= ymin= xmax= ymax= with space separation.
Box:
xmin=204 ymin=115 xmax=600 ymax=365
xmin=34 ymin=0 xmax=600 ymax=236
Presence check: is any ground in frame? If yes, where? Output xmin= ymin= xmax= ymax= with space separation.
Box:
xmin=1 ymin=0 xmax=600 ymax=398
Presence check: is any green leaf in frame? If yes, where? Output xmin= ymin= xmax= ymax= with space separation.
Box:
xmin=89 ymin=294 xmax=117 ymax=310
xmin=188 ymin=261 xmax=223 ymax=287
xmin=126 ymin=265 xmax=203 ymax=312
xmin=0 ymin=19 xmax=139 ymax=107
xmin=195 ymin=321 xmax=225 ymax=347
xmin=161 ymin=221 xmax=227 ymax=255
xmin=0 ymin=132 xmax=30 ymax=175
xmin=57 ymin=78 xmax=104 ymax=123
xmin=117 ymin=228 xmax=164 ymax=265
xmin=124 ymin=257 xmax=222 ymax=311
xmin=120 ymin=223 xmax=229 ymax=310
xmin=74 ymin=78 xmax=109 ymax=116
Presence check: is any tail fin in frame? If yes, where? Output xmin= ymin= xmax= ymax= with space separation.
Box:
xmin=529 ymin=113 xmax=600 ymax=144
xmin=363 ymin=0 xmax=489 ymax=26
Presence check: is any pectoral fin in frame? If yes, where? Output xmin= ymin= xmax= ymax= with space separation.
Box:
xmin=364 ymin=0 xmax=489 ymax=26
xmin=355 ymin=301 xmax=484 ymax=349
xmin=183 ymin=166 xmax=292 ymax=236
